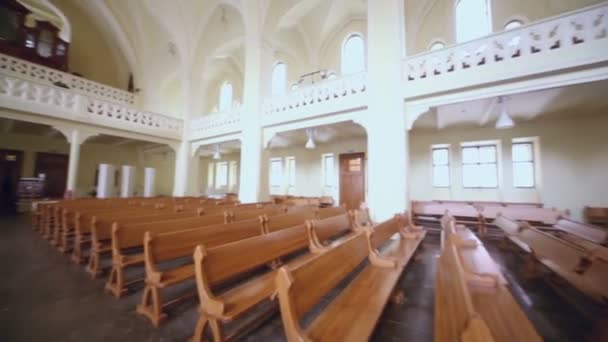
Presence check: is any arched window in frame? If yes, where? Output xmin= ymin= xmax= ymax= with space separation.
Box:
xmin=341 ymin=34 xmax=365 ymax=75
xmin=429 ymin=41 xmax=446 ymax=51
xmin=456 ymin=0 xmax=491 ymax=43
xmin=271 ymin=62 xmax=287 ymax=96
xmin=504 ymin=20 xmax=523 ymax=30
xmin=219 ymin=81 xmax=233 ymax=112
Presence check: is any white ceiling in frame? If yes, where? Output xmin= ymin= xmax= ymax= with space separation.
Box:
xmin=269 ymin=121 xmax=366 ymax=149
xmin=413 ymin=80 xmax=608 ymax=130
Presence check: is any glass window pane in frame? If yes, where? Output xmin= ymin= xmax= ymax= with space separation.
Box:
xmin=270 ymin=160 xmax=283 ymax=187
xmin=462 ymin=147 xmax=479 ymax=164
xmin=514 ymin=162 xmax=534 ymax=187
xmin=512 ymin=143 xmax=532 ymax=162
xmin=287 ymin=158 xmax=296 ymax=186
xmin=479 ymin=146 xmax=496 ymax=163
xmin=479 ymin=163 xmax=498 ymax=188
xmin=462 ymin=164 xmax=479 ymax=187
xmin=219 ymin=82 xmax=233 ymax=111
xmin=216 ymin=162 xmax=228 ymax=188
xmin=341 ymin=35 xmax=365 ymax=75
xmin=271 ymin=63 xmax=287 ymax=96
xmin=433 ymin=165 xmax=450 ymax=187
xmin=432 ymin=148 xmax=449 ymax=166
xmin=456 ymin=0 xmax=491 ymax=43
xmin=324 ymin=155 xmax=334 ymax=186
xmin=207 ymin=163 xmax=214 ymax=188
xmin=228 ymin=161 xmax=238 ymax=188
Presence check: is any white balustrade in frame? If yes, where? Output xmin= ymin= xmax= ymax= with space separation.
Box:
xmin=404 ymin=3 xmax=608 ymax=83
xmin=263 ymin=71 xmax=367 ymax=125
xmin=190 ymin=106 xmax=242 ymax=140
xmin=0 ymin=74 xmax=182 ymax=139
xmin=0 ymin=52 xmax=136 ymax=106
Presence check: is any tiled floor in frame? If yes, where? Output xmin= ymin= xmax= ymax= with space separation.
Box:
xmin=0 ymin=215 xmax=599 ymax=341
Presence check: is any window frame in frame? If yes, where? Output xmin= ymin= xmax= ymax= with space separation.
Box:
xmin=431 ymin=145 xmax=451 ymax=188
xmin=286 ymin=156 xmax=296 ymax=187
xmin=218 ymin=81 xmax=233 ymax=112
xmin=271 ymin=61 xmax=288 ymax=96
xmin=215 ymin=161 xmax=229 ymax=189
xmin=269 ymin=158 xmax=283 ymax=188
xmin=454 ymin=0 xmax=493 ymax=43
xmin=512 ymin=141 xmax=536 ymax=189
xmin=461 ymin=143 xmax=499 ymax=189
xmin=322 ymin=153 xmax=335 ymax=187
xmin=341 ymin=33 xmax=366 ymax=75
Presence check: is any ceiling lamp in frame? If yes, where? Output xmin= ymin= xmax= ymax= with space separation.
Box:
xmin=212 ymin=144 xmax=221 ymax=160
xmin=495 ymin=96 xmax=514 ymax=129
xmin=305 ymin=128 xmax=316 ymax=149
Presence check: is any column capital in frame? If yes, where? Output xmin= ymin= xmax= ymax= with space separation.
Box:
xmin=53 ymin=126 xmax=98 ymax=145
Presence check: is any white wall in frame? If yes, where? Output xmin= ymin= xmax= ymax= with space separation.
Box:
xmin=409 ymin=113 xmax=608 ymax=220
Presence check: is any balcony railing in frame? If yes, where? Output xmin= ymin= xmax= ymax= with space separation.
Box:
xmin=403 ymin=3 xmax=608 ymax=87
xmin=190 ymin=105 xmax=242 ymax=140
xmin=262 ymin=72 xmax=367 ymax=126
xmin=0 ymin=52 xmax=136 ymax=106
xmin=0 ymin=74 xmax=182 ymax=139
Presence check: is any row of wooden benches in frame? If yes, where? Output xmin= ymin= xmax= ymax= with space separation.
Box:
xmin=493 ymin=214 xmax=608 ymax=303
xmin=31 ymin=197 xmax=428 ymax=340
xmin=585 ymin=206 xmax=608 ymax=227
xmin=436 ymin=214 xmax=542 ymax=341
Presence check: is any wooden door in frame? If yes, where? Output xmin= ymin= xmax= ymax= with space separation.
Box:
xmin=339 ymin=152 xmax=365 ymax=211
xmin=34 ymin=152 xmax=69 ymax=198
xmin=0 ymin=149 xmax=24 ymax=214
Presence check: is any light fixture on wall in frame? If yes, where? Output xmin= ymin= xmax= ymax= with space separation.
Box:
xmin=213 ymin=144 xmax=221 ymax=160
xmin=495 ymin=96 xmax=515 ymax=129
xmin=305 ymin=128 xmax=316 ymax=149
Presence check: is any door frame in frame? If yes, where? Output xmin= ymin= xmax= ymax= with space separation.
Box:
xmin=339 ymin=152 xmax=366 ymax=209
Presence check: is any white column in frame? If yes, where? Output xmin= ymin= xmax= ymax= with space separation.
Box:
xmin=54 ymin=126 xmax=97 ymax=198
xmin=239 ymin=1 xmax=272 ymax=203
xmin=365 ymin=0 xmax=409 ymax=221
xmin=144 ymin=167 xmax=156 ymax=197
xmin=120 ymin=165 xmax=136 ymax=197
xmin=172 ymin=142 xmax=190 ymax=196
xmin=97 ymin=163 xmax=115 ymax=198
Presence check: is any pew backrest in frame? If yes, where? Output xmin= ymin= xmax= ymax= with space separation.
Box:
xmin=317 ymin=205 xmax=347 ymax=219
xmin=555 ymin=218 xmax=608 ymax=245
xmin=263 ymin=209 xmax=317 ymax=233
xmin=307 ymin=213 xmax=354 ymax=244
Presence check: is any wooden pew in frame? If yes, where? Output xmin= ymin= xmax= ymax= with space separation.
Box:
xmin=553 ymin=217 xmax=608 ymax=246
xmin=275 ymin=228 xmax=415 ymax=342
xmin=480 ymin=205 xmax=567 ymax=227
xmin=105 ymin=213 xmax=228 ymax=298
xmin=136 ymin=218 xmax=266 ymax=325
xmin=317 ymin=205 xmax=346 ymax=219
xmin=305 ymin=213 xmax=358 ymax=253
xmin=263 ymin=209 xmax=317 ymax=233
xmin=437 ymin=216 xmax=541 ymax=342
xmin=350 ymin=202 xmax=374 ymax=230
xmin=584 ymin=206 xmax=608 ymax=227
xmin=226 ymin=206 xmax=286 ymax=222
xmin=191 ymin=221 xmax=319 ymax=341
xmin=494 ymin=214 xmax=608 ymax=302
xmin=412 ymin=201 xmax=482 ymax=230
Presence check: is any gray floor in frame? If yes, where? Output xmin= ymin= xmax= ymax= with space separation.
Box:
xmin=0 ymin=215 xmax=598 ymax=341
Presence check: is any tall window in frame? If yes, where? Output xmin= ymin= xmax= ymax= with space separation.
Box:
xmin=322 ymin=154 xmax=335 ymax=187
xmin=341 ymin=35 xmax=365 ymax=75
xmin=219 ymin=81 xmax=233 ymax=112
xmin=207 ymin=163 xmax=215 ymax=188
xmin=456 ymin=0 xmax=491 ymax=43
xmin=228 ymin=161 xmax=238 ymax=189
xmin=270 ymin=158 xmax=283 ymax=187
xmin=215 ymin=162 xmax=228 ymax=188
xmin=462 ymin=144 xmax=498 ymax=188
xmin=512 ymin=142 xmax=535 ymax=188
xmin=286 ymin=157 xmax=296 ymax=187
xmin=271 ymin=62 xmax=287 ymax=96
xmin=432 ymin=147 xmax=450 ymax=187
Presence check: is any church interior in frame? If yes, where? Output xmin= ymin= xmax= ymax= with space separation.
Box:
xmin=1 ymin=0 xmax=607 ymax=341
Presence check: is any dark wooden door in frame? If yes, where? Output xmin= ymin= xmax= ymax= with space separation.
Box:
xmin=0 ymin=149 xmax=24 ymax=214
xmin=339 ymin=152 xmax=366 ymax=211
xmin=34 ymin=152 xmax=68 ymax=198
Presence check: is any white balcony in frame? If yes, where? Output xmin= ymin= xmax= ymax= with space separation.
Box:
xmin=190 ymin=105 xmax=242 ymax=141
xmin=262 ymin=72 xmax=367 ymax=127
xmin=0 ymin=54 xmax=183 ymax=140
xmin=403 ymin=3 xmax=608 ymax=100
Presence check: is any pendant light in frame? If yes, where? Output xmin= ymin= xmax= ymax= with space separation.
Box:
xmin=305 ymin=128 xmax=316 ymax=149
xmin=213 ymin=144 xmax=221 ymax=160
xmin=495 ymin=96 xmax=514 ymax=129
